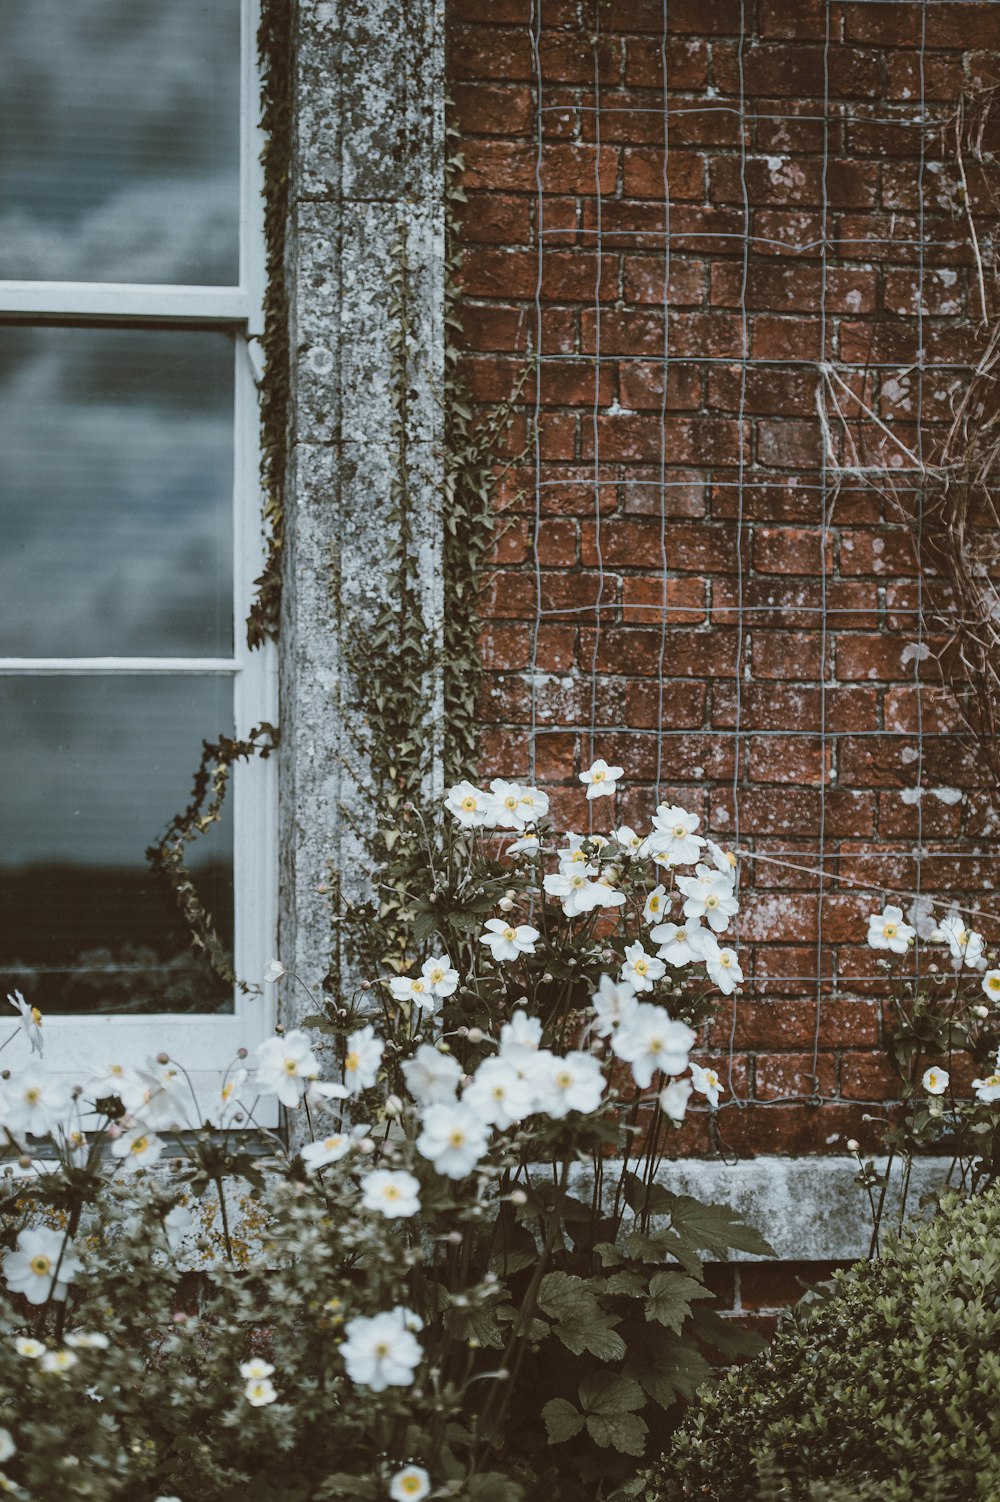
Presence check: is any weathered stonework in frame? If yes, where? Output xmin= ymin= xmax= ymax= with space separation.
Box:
xmin=279 ymin=0 xmax=445 ymax=1009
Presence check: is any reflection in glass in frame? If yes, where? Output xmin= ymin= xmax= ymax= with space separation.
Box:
xmin=0 ymin=676 xmax=234 ymax=1014
xmin=0 ymin=0 xmax=240 ymax=285
xmin=0 ymin=328 xmax=234 ymax=658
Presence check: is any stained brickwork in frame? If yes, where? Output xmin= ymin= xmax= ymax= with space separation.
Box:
xmin=449 ymin=0 xmax=1000 ymax=1157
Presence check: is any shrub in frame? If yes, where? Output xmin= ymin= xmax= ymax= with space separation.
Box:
xmin=640 ymin=1186 xmax=1000 ymax=1502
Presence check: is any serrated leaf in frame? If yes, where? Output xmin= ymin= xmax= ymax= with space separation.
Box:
xmin=585 ymin=1409 xmax=648 ymax=1457
xmin=661 ymin=1193 xmax=776 ymax=1260
xmin=538 ymin=1271 xmax=626 ymax=1361
xmin=605 ymin=1270 xmax=649 ymax=1297
xmin=625 ymin=1333 xmax=713 ymax=1408
xmin=467 ymin=1473 xmax=525 ymax=1502
xmin=594 ymin=1241 xmax=625 ymax=1267
xmin=645 ymin=1271 xmax=714 ymax=1334
xmin=542 ymin=1397 xmax=585 ymax=1444
xmin=689 ymin=1304 xmax=767 ymax=1360
xmin=579 ymin=1372 xmax=645 ymax=1415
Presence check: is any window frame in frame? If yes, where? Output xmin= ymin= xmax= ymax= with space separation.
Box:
xmin=0 ymin=0 xmax=277 ymax=1097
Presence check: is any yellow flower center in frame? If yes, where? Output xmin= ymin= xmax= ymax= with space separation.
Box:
xmin=504 ymin=795 xmax=518 ymax=810
xmin=131 ymin=1137 xmax=148 ymax=1155
xmin=374 ymin=1341 xmax=391 ymax=1358
xmin=30 ymin=1007 xmax=42 ymax=1026
xmin=30 ymin=1255 xmax=51 ymax=1276
xmin=461 ymin=795 xmax=477 ymax=811
xmin=989 ymin=977 xmax=1000 ymax=992
xmin=324 ymin=1136 xmax=345 ymax=1151
xmin=283 ymin=1059 xmax=298 ymax=1075
xmin=24 ymin=1088 xmax=39 ymax=1104
xmin=649 ymin=1039 xmax=662 ymax=1054
xmin=884 ymin=922 xmax=897 ymax=938
xmin=430 ymin=968 xmax=444 ymax=983
xmin=593 ymin=769 xmax=606 ymax=782
xmin=411 ymin=979 xmax=426 ymax=993
xmin=649 ymin=896 xmax=660 ymax=911
xmin=345 ymin=1052 xmax=360 ymax=1073
xmin=634 ymin=959 xmax=648 ymax=975
xmin=384 ymin=1184 xmax=401 ymax=1200
xmin=720 ymin=954 xmax=732 ymax=968
xmin=706 ymin=894 xmax=719 ymax=909
xmin=448 ymin=1129 xmax=467 ymax=1148
xmin=673 ymin=823 xmax=686 ymax=837
xmin=401 ymin=1480 xmax=423 ymax=1498
xmin=556 ymin=1071 xmax=573 ymax=1089
xmin=502 ymin=926 xmax=516 ymax=942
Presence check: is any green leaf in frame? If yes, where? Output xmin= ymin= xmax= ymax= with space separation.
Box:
xmin=625 ymin=1332 xmax=713 ymax=1407
xmin=689 ymin=1304 xmax=767 ymax=1360
xmin=542 ymin=1397 xmax=585 ymax=1444
xmin=645 ymin=1271 xmax=714 ymax=1334
xmin=579 ymin=1373 xmax=648 ymax=1456
xmin=467 ymin=1474 xmax=525 ymax=1502
xmin=660 ymin=1193 xmax=776 ymax=1260
xmin=538 ymin=1271 xmax=626 ymax=1361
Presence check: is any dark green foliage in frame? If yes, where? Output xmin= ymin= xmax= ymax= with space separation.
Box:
xmin=640 ymin=1188 xmax=1000 ymax=1502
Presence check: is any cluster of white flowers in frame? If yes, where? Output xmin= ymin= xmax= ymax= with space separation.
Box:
xmin=868 ymin=903 xmax=991 ymax=973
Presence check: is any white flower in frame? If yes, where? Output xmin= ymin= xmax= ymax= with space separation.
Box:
xmin=340 ymin=1307 xmax=423 ymax=1392
xmin=508 ymin=831 xmax=540 ymax=857
xmin=972 ymin=1072 xmax=1000 ymax=1104
xmin=659 ymin=1077 xmax=693 ymax=1122
xmin=463 ymin=1058 xmax=536 ymax=1129
xmin=591 ymin=975 xmax=639 ymax=1037
xmin=240 ymin=1358 xmax=274 ymax=1380
xmin=401 ymin=1045 xmax=462 ymax=1106
xmin=3 ymin=1228 xmax=81 ymax=1305
xmin=303 ymin=1079 xmax=350 ymax=1113
xmin=479 ymin=918 xmax=539 ymax=961
xmin=263 ymin=958 xmax=285 ymax=983
xmin=579 ymin=758 xmax=624 ymax=799
xmin=544 ymin=869 xmax=612 ymax=917
xmin=649 ymin=918 xmax=714 ymax=967
xmin=644 ymin=804 xmax=705 ymax=866
xmin=620 ymin=941 xmax=665 ymax=993
xmin=1 ymin=1067 xmax=72 ymax=1137
xmin=499 ymin=1010 xmax=543 ymax=1061
xmin=445 ymin=780 xmax=493 ymax=828
xmin=421 ymin=954 xmax=459 ymax=999
xmin=416 ymin=1102 xmax=489 ymax=1179
xmin=301 ymin=1130 xmax=358 ymax=1172
xmin=63 ymin=1331 xmax=109 ymax=1350
xmin=643 ymin=885 xmax=668 ymax=925
xmin=6 ymin=992 xmax=42 ymax=1057
xmin=343 ymin=1025 xmax=384 ymax=1095
xmin=982 ymin=970 xmax=1000 ymax=1002
xmin=255 ymin=1030 xmax=321 ymax=1108
xmin=922 ymin=1066 xmax=949 ymax=1096
xmin=40 ymin=1348 xmax=77 ymax=1375
xmin=388 ymin=973 xmax=437 ymax=1010
xmin=516 ymin=784 xmax=550 ymax=822
xmin=134 ymin=1057 xmax=194 ymax=1130
xmin=705 ymin=839 xmax=739 ymax=877
xmin=0 ymin=1431 xmax=13 ymax=1463
xmin=489 ymin=778 xmax=535 ymax=830
xmin=545 ymin=1051 xmax=605 ymax=1118
xmin=867 ymin=904 xmax=915 ymax=955
xmin=390 ymin=1466 xmax=431 ymax=1502
xmin=935 ymin=913 xmax=987 ymax=969
xmin=676 ymin=867 xmax=738 ymax=934
xmin=614 ymin=825 xmax=644 ymax=854
xmin=85 ymin=1062 xmax=145 ymax=1113
xmin=705 ymin=946 xmax=743 ymax=996
xmin=110 ymin=1126 xmax=164 ymax=1173
xmin=361 ymin=1169 xmax=421 ymax=1219
xmin=689 ymin=1062 xmax=724 ymax=1108
xmin=611 ymin=1004 xmax=695 ymax=1089
xmin=245 ymin=1376 xmax=278 ymax=1406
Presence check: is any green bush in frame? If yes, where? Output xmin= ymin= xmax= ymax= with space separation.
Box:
xmin=641 ymin=1187 xmax=1000 ymax=1502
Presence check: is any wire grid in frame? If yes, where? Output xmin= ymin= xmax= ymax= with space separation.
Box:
xmin=515 ymin=0 xmax=992 ymax=1115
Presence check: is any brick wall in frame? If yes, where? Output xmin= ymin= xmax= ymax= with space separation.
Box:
xmin=449 ymin=0 xmax=1000 ymax=1160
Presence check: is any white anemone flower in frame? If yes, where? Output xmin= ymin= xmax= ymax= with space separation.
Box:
xmin=557 ymin=834 xmax=595 ymax=872
xmin=659 ymin=1077 xmax=693 ymax=1122
xmin=649 ymin=918 xmax=713 ymax=967
xmin=134 ymin=1057 xmax=194 ymax=1130
xmin=3 ymin=1227 xmax=81 ymax=1305
xmin=388 ymin=973 xmax=437 ymax=1010
xmin=981 ymin=970 xmax=1000 ymax=1002
xmin=922 ymin=1066 xmax=949 ymax=1096
xmin=579 ymin=758 xmax=624 ymax=799
xmin=611 ymin=1004 xmax=695 ymax=1089
xmin=614 ymin=825 xmax=644 ymax=855
xmin=390 ymin=1466 xmax=431 ymax=1502
xmin=240 ymin=1358 xmax=274 ymax=1380
xmin=591 ymin=974 xmax=639 ymax=1037
xmin=14 ymin=1337 xmax=45 ymax=1359
xmin=499 ymin=1010 xmax=543 ymax=1061
xmin=689 ymin=1061 xmax=725 ymax=1108
xmin=110 ymin=1126 xmax=164 ymax=1173
xmin=489 ymin=778 xmax=533 ymax=830
xmin=6 ymin=992 xmax=42 ymax=1056
xmin=0 ymin=1430 xmax=14 ymax=1463
xmin=867 ymin=905 xmax=916 ymax=955
xmin=85 ymin=1062 xmax=146 ymax=1113
xmin=301 ymin=1128 xmax=364 ymax=1172
xmin=705 ymin=946 xmax=744 ymax=996
xmin=935 ymin=913 xmax=987 ymax=970
xmin=620 ymin=941 xmax=665 ymax=994
xmin=255 ymin=1030 xmax=321 ymax=1108
xmin=517 ymin=784 xmax=550 ymax=821
xmin=1 ymin=1068 xmax=72 ymax=1137
xmin=63 ymin=1332 xmax=109 ymax=1350
xmin=479 ymin=919 xmax=539 ymax=961
xmin=401 ymin=1045 xmax=462 ymax=1106
xmin=507 ymin=830 xmax=540 ymax=857
xmin=263 ymin=958 xmax=285 ymax=983
xmin=543 ymin=869 xmax=611 ymax=918
xmin=643 ymin=804 xmax=705 ymax=866
xmin=361 ymin=1169 xmax=422 ymax=1219
xmin=643 ymin=885 xmax=668 ymax=925
xmin=40 ymin=1348 xmax=77 ymax=1375
xmin=342 ymin=1025 xmax=384 ymax=1095
xmin=677 ymin=868 xmax=739 ymax=933
xmin=705 ymin=839 xmax=739 ymax=877
xmin=972 ymin=1072 xmax=1000 ymax=1104
xmin=445 ymin=780 xmax=493 ymax=828
xmin=245 ymin=1376 xmax=278 ymax=1406
xmin=463 ymin=1058 xmax=536 ymax=1129
xmin=416 ymin=1102 xmax=489 ymax=1179
xmin=545 ymin=1050 xmax=605 ymax=1118
xmin=340 ymin=1307 xmax=423 ymax=1392
xmin=421 ymin=954 xmax=459 ymax=999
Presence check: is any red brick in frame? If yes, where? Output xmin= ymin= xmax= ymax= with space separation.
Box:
xmin=537 ymin=32 xmax=620 ymax=86
xmin=621 ymin=575 xmax=707 ymax=624
xmin=451 ymin=82 xmax=533 ymax=136
xmin=756 ymin=419 xmax=822 ymax=470
xmin=753 ymin=526 xmax=832 ymax=575
xmin=840 ymin=1051 xmax=900 ymax=1103
xmin=617 ymin=363 xmax=704 ymax=411
xmin=622 ymin=254 xmax=707 ymax=306
xmin=623 ymin=36 xmax=710 ymax=90
xmin=455 ymin=194 xmax=532 ymax=245
xmin=748 ymin=736 xmax=831 ymax=786
xmin=711 ymin=155 xmax=879 ymax=209
xmin=754 ymin=1053 xmax=837 ymax=1101
xmin=449 ymin=25 xmax=532 ymax=81
xmin=718 ymin=1103 xmax=882 ymax=1157
xmin=625 ymin=677 xmax=707 ymax=728
xmin=623 ymin=147 xmax=705 ymax=200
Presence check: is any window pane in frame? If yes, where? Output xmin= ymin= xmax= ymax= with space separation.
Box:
xmin=0 ymin=328 xmax=234 ymax=658
xmin=0 ymin=0 xmax=240 ymax=285
xmin=0 ymin=676 xmax=234 ymax=1015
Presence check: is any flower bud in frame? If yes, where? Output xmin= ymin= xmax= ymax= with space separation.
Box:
xmin=498 ymin=897 xmax=515 ymax=913
xmin=237 ymin=1047 xmax=248 ymax=1059
xmin=846 ymin=1139 xmax=860 ymax=1153
xmin=973 ymin=1005 xmax=990 ymax=1019
xmin=385 ymin=1094 xmax=404 ymax=1116
xmin=156 ymin=1052 xmax=170 ymax=1066
xmin=447 ymin=1230 xmax=463 ymax=1245
xmin=542 ymin=972 xmax=554 ymax=984
xmin=466 ymin=1027 xmax=484 ymax=1044
xmin=508 ymin=1188 xmax=528 ymax=1206
xmin=505 ymin=889 xmax=517 ymax=900
xmin=356 ymin=1137 xmax=376 ymax=1155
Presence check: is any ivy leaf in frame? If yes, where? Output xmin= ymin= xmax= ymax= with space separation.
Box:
xmin=578 ymin=1374 xmax=648 ymax=1456
xmin=645 ymin=1271 xmax=714 ymax=1334
xmin=542 ymin=1397 xmax=585 ymax=1445
xmin=538 ymin=1271 xmax=625 ymax=1361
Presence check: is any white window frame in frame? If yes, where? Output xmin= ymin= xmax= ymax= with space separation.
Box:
xmin=0 ymin=0 xmax=277 ymax=1101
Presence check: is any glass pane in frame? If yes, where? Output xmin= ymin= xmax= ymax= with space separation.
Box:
xmin=0 ymin=676 xmax=234 ymax=1014
xmin=0 ymin=328 xmax=234 ymax=657
xmin=0 ymin=0 xmax=240 ymax=284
